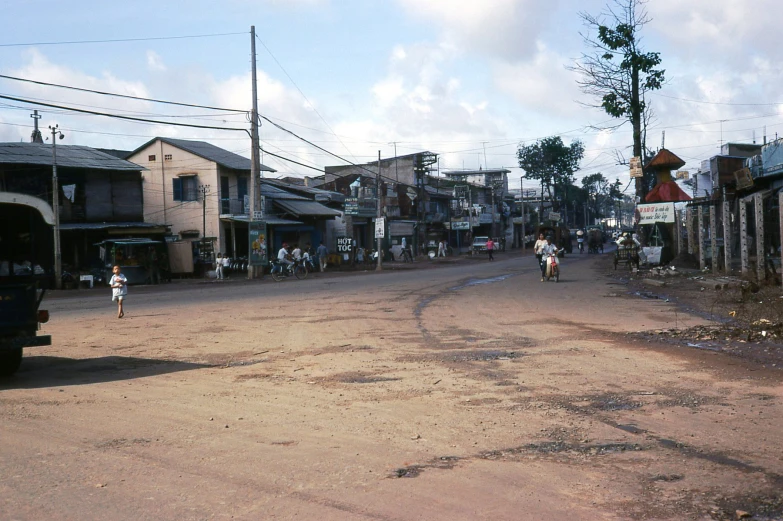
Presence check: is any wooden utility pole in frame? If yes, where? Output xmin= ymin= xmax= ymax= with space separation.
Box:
xmin=248 ymin=25 xmax=261 ymax=279
xmin=376 ymin=150 xmax=383 ymax=271
xmin=520 ymin=177 xmax=525 ymax=252
xmin=686 ymin=207 xmax=695 ymax=255
xmin=49 ymin=125 xmax=63 ymax=290
xmin=709 ymin=205 xmax=717 ymax=273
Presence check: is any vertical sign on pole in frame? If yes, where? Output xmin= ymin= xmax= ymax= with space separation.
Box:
xmin=248 ymin=221 xmax=268 ymax=267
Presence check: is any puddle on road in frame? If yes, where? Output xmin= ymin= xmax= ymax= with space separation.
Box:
xmin=448 ymin=274 xmax=515 ymax=292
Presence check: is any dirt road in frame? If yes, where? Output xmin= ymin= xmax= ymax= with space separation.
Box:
xmin=2 ymin=253 xmax=781 ymax=520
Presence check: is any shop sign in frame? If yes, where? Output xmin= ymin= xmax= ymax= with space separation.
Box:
xmin=548 ymin=211 xmax=561 ymax=222
xmin=451 ymin=221 xmax=470 ymax=230
xmin=637 ymin=202 xmax=675 ymax=224
xmin=336 ymin=236 xmax=353 ymax=253
xmin=248 ymin=221 xmax=268 ymax=266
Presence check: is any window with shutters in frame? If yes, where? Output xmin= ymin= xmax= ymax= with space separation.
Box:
xmin=148 ymin=154 xmax=156 ymax=161
xmin=172 ymin=176 xmax=198 ymax=201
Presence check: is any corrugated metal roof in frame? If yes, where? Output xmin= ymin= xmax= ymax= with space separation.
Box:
xmin=60 ymin=222 xmax=166 ymax=230
xmin=130 ymin=138 xmax=276 ymax=172
xmin=262 ymin=178 xmax=345 ymax=203
xmin=0 ymin=143 xmax=142 ymax=171
xmin=274 ymin=199 xmax=341 ymax=217
xmin=261 ymin=183 xmax=308 ymax=200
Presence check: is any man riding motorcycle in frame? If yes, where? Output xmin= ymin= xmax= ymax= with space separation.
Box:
xmin=540 ymin=236 xmax=559 ymax=282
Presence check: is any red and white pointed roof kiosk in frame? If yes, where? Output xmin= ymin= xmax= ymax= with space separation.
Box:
xmin=634 ymin=149 xmax=692 ymax=265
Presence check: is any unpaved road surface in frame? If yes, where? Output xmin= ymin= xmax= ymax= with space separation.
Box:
xmin=2 ymin=253 xmax=782 ymax=520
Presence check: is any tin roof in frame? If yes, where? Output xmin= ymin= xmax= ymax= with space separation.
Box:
xmin=131 ymin=137 xmax=276 ymax=172
xmin=0 ymin=142 xmax=142 ymax=171
xmin=273 ymin=199 xmax=341 ymax=217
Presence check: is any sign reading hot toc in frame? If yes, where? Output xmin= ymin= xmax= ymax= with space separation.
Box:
xmin=637 ymin=202 xmax=675 ymax=225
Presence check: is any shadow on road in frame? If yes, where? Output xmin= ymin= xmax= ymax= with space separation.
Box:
xmin=1 ymin=355 xmax=209 ymax=389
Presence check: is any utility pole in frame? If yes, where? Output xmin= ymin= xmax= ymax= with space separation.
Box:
xmin=201 ymin=184 xmax=211 ymax=239
xmin=520 ymin=177 xmax=526 ymax=252
xmin=49 ymin=125 xmax=63 ymax=290
xmin=248 ymin=25 xmax=262 ymax=279
xmin=376 ymin=150 xmax=383 ymax=271
xmin=30 ymin=110 xmax=43 ymax=143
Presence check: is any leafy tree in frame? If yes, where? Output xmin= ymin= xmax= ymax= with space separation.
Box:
xmin=571 ymin=0 xmax=665 ymax=196
xmin=517 ymin=136 xmax=585 ymax=213
xmin=581 ymin=173 xmax=623 ymax=222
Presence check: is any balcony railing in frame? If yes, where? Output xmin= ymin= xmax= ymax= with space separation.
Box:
xmin=220 ymin=198 xmax=247 ymax=216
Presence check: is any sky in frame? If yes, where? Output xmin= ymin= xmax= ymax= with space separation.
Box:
xmin=2 ymin=0 xmax=783 ymax=194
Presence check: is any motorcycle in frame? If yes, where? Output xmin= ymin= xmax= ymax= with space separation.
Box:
xmin=543 ymin=252 xmax=560 ymax=282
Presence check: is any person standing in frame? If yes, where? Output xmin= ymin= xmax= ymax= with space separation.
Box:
xmin=215 ymin=253 xmax=224 ymax=281
xmin=222 ymin=254 xmax=231 ymax=278
xmin=109 ymin=265 xmax=127 ymax=318
xmin=534 ymin=232 xmax=547 ymax=266
xmin=437 ymin=239 xmax=446 ymax=257
xmin=486 ymin=237 xmax=495 ymax=261
xmin=316 ymin=241 xmax=328 ymax=272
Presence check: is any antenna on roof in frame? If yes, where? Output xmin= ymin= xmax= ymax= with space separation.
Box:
xmin=661 ymin=130 xmax=665 ymax=149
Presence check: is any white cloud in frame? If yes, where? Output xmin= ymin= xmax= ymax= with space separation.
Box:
xmin=146 ymin=50 xmax=167 ymax=72
xmin=396 ymin=0 xmax=556 ymax=61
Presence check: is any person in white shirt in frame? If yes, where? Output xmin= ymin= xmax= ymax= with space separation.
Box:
xmin=215 ymin=253 xmax=224 ymax=280
xmin=222 ymin=254 xmax=231 ymax=276
xmin=540 ymin=236 xmax=559 ymax=281
xmin=533 ymin=233 xmax=547 ymax=265
xmin=291 ymin=245 xmax=302 ymax=261
xmin=277 ymin=244 xmax=293 ymax=266
xmin=109 ymin=265 xmax=128 ymax=318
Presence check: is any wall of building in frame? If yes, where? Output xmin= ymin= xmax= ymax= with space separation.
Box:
xmin=129 ymin=141 xmax=222 ymax=249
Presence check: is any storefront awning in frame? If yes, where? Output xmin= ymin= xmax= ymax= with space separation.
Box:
xmin=273 ymin=199 xmax=341 ymax=218
xmin=220 ymin=215 xmax=303 ymax=225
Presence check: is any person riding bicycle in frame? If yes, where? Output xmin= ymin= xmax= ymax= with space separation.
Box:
xmin=576 ymin=230 xmax=585 ymax=253
xmin=540 ymin=236 xmax=559 ymax=281
xmin=277 ymin=243 xmax=294 ymax=268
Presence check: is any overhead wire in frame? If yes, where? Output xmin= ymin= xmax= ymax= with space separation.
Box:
xmin=0 ymin=31 xmax=247 ymax=48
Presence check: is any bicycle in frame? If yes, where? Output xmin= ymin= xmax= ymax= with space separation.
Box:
xmin=270 ymin=259 xmax=307 ymax=281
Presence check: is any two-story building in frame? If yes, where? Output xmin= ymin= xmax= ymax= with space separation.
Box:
xmin=127 ymin=137 xmax=277 ymax=258
xmin=0 ymin=142 xmax=161 ymax=278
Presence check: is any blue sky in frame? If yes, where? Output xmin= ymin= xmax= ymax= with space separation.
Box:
xmin=2 ymin=0 xmax=783 ymax=190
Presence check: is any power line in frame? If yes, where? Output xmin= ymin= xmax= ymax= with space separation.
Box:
xmin=255 ymin=35 xmax=361 ymax=165
xmin=0 ymin=93 xmax=249 ymax=132
xmin=0 ymin=31 xmax=246 ymax=48
xmin=0 ymin=74 xmax=247 ymax=113
xmin=653 ymin=92 xmax=783 ymax=107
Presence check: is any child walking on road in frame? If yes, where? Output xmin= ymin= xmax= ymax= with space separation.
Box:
xmin=110 ymin=265 xmax=128 ymax=318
